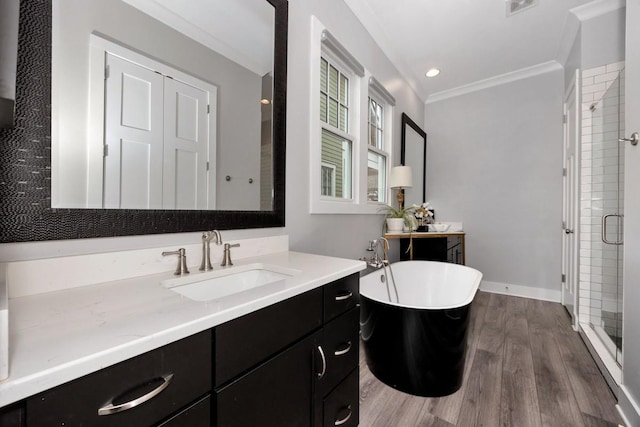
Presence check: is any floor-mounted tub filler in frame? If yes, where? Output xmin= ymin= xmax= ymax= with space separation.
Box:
xmin=360 ymin=260 xmax=482 ymax=397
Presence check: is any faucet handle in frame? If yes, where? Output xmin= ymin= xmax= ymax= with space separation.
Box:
xmin=162 ymin=248 xmax=190 ymax=276
xmin=221 ymin=243 xmax=240 ymax=267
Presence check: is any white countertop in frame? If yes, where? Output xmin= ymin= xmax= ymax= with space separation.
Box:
xmin=0 ymin=251 xmax=365 ymax=407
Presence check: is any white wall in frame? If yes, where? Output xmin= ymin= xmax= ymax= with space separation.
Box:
xmin=581 ymin=8 xmax=626 ymax=70
xmin=564 ymin=28 xmax=582 ymax=90
xmin=0 ymin=0 xmax=423 ymax=263
xmin=563 ymin=6 xmax=625 ymax=92
xmin=425 ymin=70 xmax=564 ymax=298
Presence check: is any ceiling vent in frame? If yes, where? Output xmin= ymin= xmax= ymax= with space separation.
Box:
xmin=506 ymin=0 xmax=538 ymax=16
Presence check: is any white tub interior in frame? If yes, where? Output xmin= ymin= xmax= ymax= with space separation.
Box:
xmin=360 ymin=261 xmax=482 ymax=310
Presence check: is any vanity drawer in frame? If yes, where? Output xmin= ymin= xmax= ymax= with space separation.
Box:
xmin=318 ymin=307 xmax=360 ymax=395
xmin=323 ymin=273 xmax=359 ymax=322
xmin=26 ymin=331 xmax=211 ymax=427
xmin=214 ymin=287 xmax=323 ymax=387
xmin=323 ymin=368 xmax=359 ymax=427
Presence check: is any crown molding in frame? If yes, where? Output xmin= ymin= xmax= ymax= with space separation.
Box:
xmin=425 ymin=60 xmax=563 ymax=104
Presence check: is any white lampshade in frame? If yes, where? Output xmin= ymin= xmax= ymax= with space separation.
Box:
xmin=389 ymin=166 xmax=413 ymax=189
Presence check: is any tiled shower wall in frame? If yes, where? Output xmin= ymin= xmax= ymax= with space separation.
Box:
xmin=579 ymin=61 xmax=625 ymax=342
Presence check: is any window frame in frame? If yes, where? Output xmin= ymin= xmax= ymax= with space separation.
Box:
xmin=309 ymin=17 xmax=394 ymax=215
xmin=366 ymin=92 xmax=391 ymax=205
xmin=319 ymin=50 xmax=357 ymax=203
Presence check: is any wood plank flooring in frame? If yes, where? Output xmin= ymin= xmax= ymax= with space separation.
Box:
xmin=359 ymin=291 xmax=623 ymax=426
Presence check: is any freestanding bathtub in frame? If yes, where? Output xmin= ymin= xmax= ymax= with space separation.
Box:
xmin=360 ymin=261 xmax=482 ymax=397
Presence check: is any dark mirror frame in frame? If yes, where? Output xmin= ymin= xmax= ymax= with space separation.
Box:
xmin=0 ymin=0 xmax=287 ymax=243
xmin=400 ymin=112 xmax=427 ymax=204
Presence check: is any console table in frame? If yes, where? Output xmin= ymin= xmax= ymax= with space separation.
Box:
xmin=384 ymin=232 xmax=466 ymax=265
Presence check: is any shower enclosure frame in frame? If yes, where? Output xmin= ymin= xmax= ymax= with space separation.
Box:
xmin=575 ymin=62 xmax=626 ymax=394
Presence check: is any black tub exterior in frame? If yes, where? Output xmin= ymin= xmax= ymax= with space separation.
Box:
xmin=360 ymin=295 xmax=471 ymax=397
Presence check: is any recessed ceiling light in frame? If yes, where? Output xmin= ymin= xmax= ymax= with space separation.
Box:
xmin=425 ymin=68 xmax=440 ymax=78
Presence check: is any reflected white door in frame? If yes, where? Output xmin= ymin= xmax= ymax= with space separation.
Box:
xmin=163 ymin=78 xmax=209 ymax=209
xmin=103 ymin=52 xmax=215 ymax=209
xmin=103 ymin=54 xmax=164 ymax=209
xmin=562 ymin=71 xmax=579 ymax=329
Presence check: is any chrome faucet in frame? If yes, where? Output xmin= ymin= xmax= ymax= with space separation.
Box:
xmin=200 ymin=230 xmax=222 ymax=271
xmin=221 ymin=243 xmax=240 ymax=267
xmin=162 ymin=248 xmax=190 ymax=276
xmin=360 ymin=238 xmax=390 ymax=268
xmin=379 ymin=237 xmax=389 ymax=264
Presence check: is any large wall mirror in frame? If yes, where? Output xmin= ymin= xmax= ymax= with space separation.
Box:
xmin=0 ymin=0 xmax=287 ymax=242
xmin=400 ymin=113 xmax=426 ymax=206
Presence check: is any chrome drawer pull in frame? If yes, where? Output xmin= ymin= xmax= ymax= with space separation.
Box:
xmin=334 ymin=291 xmax=353 ymax=301
xmin=334 ymin=341 xmax=352 ymax=356
xmin=334 ymin=405 xmax=352 ymax=426
xmin=317 ymin=345 xmax=326 ymax=379
xmin=98 ymin=374 xmax=174 ymax=416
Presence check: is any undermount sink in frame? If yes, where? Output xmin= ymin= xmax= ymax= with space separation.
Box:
xmin=162 ymin=263 xmax=300 ymax=302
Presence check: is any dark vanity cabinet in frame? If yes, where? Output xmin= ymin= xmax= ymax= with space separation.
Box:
xmin=215 ymin=273 xmax=360 ymax=427
xmin=8 ymin=274 xmax=360 ymax=426
xmin=389 ymin=232 xmax=466 ymax=265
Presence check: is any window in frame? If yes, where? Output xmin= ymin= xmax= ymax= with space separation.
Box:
xmin=367 ymin=150 xmax=386 ymax=202
xmin=368 ymin=97 xmax=384 ymax=149
xmin=367 ymin=96 xmax=387 ymax=203
xmin=319 ymin=55 xmax=353 ymax=200
xmin=310 ymin=20 xmax=396 ymax=214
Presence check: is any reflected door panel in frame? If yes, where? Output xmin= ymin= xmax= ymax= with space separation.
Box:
xmin=163 ymin=79 xmax=211 ymax=209
xmin=103 ymin=54 xmax=164 ymax=209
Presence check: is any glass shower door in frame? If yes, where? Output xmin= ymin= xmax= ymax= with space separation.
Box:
xmin=587 ymin=69 xmax=625 ymax=364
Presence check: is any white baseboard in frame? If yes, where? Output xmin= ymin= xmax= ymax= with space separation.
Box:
xmin=618 ymin=385 xmax=640 ymax=427
xmin=479 ymin=280 xmax=561 ymax=303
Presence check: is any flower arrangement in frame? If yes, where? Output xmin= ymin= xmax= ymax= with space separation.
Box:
xmin=413 ymin=202 xmax=434 ymax=230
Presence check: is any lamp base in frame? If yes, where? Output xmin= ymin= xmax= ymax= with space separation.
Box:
xmin=396 ymin=189 xmax=405 ymax=210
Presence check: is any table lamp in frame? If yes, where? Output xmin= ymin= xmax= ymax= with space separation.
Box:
xmin=389 ymin=166 xmax=412 ymax=210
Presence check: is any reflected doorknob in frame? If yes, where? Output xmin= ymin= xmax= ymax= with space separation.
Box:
xmin=619 ymin=132 xmax=639 ymax=146
xmin=565 ymin=229 xmax=574 ymax=234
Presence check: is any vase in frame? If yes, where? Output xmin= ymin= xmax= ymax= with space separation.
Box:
xmin=386 ymin=218 xmax=404 ymax=232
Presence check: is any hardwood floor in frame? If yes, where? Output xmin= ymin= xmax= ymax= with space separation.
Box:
xmin=359 ymin=291 xmax=623 ymax=426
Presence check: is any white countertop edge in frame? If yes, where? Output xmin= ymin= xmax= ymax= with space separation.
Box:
xmin=384 ymin=231 xmax=465 ymax=237
xmin=0 ymin=251 xmax=365 ymax=407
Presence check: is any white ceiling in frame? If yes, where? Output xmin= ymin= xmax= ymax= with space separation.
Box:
xmin=343 ymin=0 xmax=595 ymax=102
